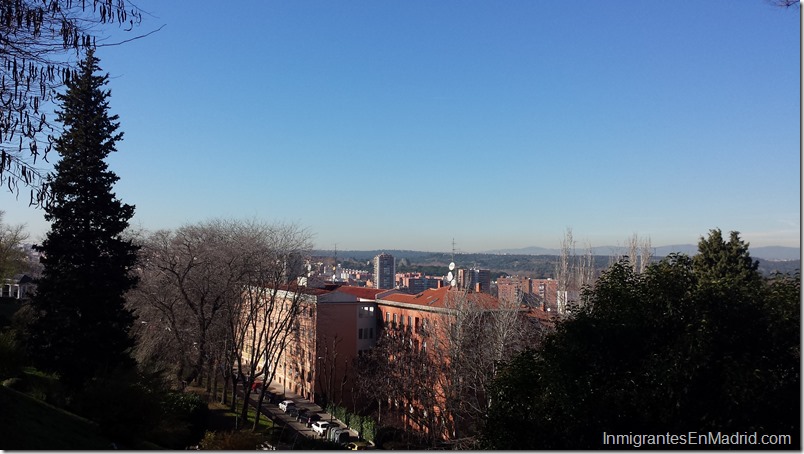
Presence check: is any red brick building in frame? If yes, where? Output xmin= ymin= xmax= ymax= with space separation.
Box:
xmin=497 ymin=276 xmax=559 ymax=313
xmin=244 ymin=283 xmax=390 ymax=408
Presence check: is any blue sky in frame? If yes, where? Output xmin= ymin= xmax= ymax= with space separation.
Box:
xmin=1 ymin=0 xmax=800 ymax=253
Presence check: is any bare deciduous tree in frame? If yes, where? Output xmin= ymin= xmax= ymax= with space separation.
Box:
xmin=0 ymin=211 xmax=29 ymax=280
xmin=128 ymin=218 xmax=312 ymax=428
xmin=555 ymin=227 xmax=576 ymax=314
xmin=243 ymin=226 xmax=312 ymax=429
xmin=0 ymin=0 xmax=159 ymax=205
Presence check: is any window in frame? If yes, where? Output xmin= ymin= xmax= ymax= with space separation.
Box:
xmin=386 ymin=312 xmax=390 ymax=324
xmin=358 ymin=328 xmax=364 ymax=339
xmin=369 ymin=327 xmax=374 ymax=339
xmin=393 ymin=313 xmax=397 ymax=327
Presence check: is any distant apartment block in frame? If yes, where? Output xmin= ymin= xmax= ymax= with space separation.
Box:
xmin=373 ymin=253 xmax=396 ymax=290
xmin=456 ymin=268 xmax=491 ymax=293
xmin=396 ymin=272 xmax=442 ymax=294
xmin=497 ymin=276 xmax=558 ymax=313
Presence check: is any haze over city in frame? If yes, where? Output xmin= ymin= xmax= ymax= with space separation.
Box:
xmin=0 ymin=0 xmax=799 ymax=253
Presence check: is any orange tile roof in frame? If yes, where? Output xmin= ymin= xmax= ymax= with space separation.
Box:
xmin=379 ymin=286 xmax=501 ymax=311
xmin=336 ymin=286 xmax=385 ymax=300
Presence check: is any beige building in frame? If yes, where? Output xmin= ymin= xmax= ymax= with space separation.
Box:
xmin=250 ymin=283 xmax=390 ymax=408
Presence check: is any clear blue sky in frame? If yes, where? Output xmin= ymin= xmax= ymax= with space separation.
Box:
xmin=1 ymin=0 xmax=800 ymax=253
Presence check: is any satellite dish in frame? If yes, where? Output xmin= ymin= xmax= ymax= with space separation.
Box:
xmin=448 ymin=262 xmax=455 ymax=271
xmin=447 ymin=271 xmax=454 ymax=282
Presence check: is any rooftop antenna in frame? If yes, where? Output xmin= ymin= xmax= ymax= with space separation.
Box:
xmin=447 ymin=238 xmax=457 ymax=287
xmin=332 ymin=243 xmax=338 ymax=274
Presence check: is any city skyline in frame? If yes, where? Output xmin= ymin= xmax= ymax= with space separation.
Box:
xmin=0 ymin=0 xmax=799 ymax=253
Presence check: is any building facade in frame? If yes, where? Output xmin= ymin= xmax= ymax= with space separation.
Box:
xmin=396 ymin=272 xmax=442 ymax=294
xmin=496 ymin=276 xmax=559 ymax=312
xmin=374 ymin=286 xmax=507 ymax=439
xmin=456 ymin=268 xmax=491 ymax=293
xmin=245 ymin=282 xmax=390 ymax=408
xmin=373 ymin=253 xmax=396 ymax=290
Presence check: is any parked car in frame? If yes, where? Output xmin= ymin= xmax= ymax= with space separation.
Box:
xmin=278 ymin=400 xmax=295 ymax=412
xmin=296 ymin=408 xmax=309 ymax=421
xmin=301 ymin=412 xmax=322 ymax=427
xmin=346 ymin=441 xmax=369 ymax=450
xmin=268 ymin=392 xmax=281 ymax=404
xmin=287 ymin=406 xmax=300 ymax=417
xmin=311 ymin=420 xmax=331 ymax=436
xmin=327 ymin=427 xmax=350 ymax=444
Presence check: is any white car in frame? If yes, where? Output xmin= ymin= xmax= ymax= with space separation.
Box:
xmin=311 ymin=420 xmax=331 ymax=436
xmin=278 ymin=400 xmax=295 ymax=412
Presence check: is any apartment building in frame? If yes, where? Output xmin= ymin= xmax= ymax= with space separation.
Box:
xmin=373 ymin=253 xmax=396 ymax=290
xmin=245 ymin=282 xmax=390 ymax=408
xmin=456 ymin=268 xmax=491 ymax=293
xmin=497 ymin=276 xmax=559 ymax=312
xmin=243 ymin=278 xmax=531 ymax=439
xmin=396 ymin=272 xmax=442 ymax=294
xmin=374 ymin=286 xmax=505 ymax=437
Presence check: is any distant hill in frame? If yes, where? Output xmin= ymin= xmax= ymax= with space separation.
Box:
xmin=484 ymin=245 xmax=799 ymax=261
xmin=313 ymin=248 xmax=799 ymax=279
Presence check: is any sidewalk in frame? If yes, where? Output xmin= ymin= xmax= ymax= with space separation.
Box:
xmin=242 ymin=379 xmax=356 ymax=442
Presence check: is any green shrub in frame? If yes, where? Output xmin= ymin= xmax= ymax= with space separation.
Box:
xmin=0 ymin=330 xmax=24 ymax=379
xmin=152 ymin=391 xmax=209 ymax=448
xmin=76 ymin=376 xmax=163 ymax=443
xmin=324 ymin=404 xmax=377 ymax=442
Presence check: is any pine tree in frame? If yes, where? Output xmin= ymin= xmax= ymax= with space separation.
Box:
xmin=25 ymin=50 xmax=139 ymax=391
xmin=693 ymin=228 xmax=761 ymax=289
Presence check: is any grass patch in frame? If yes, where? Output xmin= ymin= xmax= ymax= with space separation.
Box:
xmin=0 ymin=384 xmax=162 ymax=449
xmin=0 ymin=384 xmax=112 ymax=449
xmin=206 ymin=401 xmax=274 ymax=432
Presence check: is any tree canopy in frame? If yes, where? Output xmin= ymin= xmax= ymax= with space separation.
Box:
xmin=483 ymin=230 xmax=800 ymax=449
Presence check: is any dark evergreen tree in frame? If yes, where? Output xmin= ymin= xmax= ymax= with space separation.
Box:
xmin=25 ymin=50 xmax=139 ymax=392
xmin=693 ymin=228 xmax=761 ymax=289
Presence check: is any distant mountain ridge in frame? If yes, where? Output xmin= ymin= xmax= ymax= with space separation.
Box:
xmin=313 ymin=245 xmax=800 ymax=262
xmin=484 ymin=245 xmax=800 ymax=261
